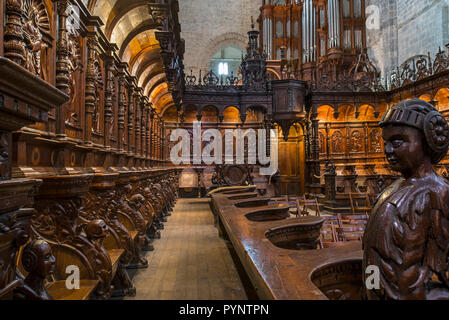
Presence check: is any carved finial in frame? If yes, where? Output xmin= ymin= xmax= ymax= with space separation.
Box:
xmin=251 ymin=16 xmax=255 ymax=30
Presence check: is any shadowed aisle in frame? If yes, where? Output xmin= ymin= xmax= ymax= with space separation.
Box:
xmin=125 ymin=198 xmax=248 ymax=300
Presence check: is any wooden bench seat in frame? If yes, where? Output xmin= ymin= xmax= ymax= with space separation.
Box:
xmin=108 ymin=249 xmax=125 ymax=275
xmin=47 ymin=280 xmax=99 ymax=300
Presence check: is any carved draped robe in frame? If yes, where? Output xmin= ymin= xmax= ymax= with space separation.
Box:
xmin=363 ymin=172 xmax=449 ymax=300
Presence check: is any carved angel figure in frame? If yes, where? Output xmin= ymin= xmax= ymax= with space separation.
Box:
xmin=363 ymin=99 xmax=449 ymax=300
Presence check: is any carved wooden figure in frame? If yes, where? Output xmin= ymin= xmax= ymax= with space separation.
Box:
xmin=13 ymin=239 xmax=55 ymax=300
xmin=363 ymin=99 xmax=449 ymax=300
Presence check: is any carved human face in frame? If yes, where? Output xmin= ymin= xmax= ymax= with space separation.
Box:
xmin=87 ymin=219 xmax=108 ymax=240
xmin=382 ymin=124 xmax=429 ymax=178
xmin=36 ymin=242 xmax=56 ymax=278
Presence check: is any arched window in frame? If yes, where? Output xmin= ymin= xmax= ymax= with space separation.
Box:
xmin=218 ymin=62 xmax=229 ymax=75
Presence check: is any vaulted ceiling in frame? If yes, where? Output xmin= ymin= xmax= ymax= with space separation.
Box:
xmin=87 ymin=0 xmax=173 ymax=114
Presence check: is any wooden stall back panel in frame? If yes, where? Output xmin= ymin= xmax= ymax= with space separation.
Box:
xmin=17 ymin=243 xmax=95 ymax=282
xmin=278 ymin=126 xmax=305 ymax=195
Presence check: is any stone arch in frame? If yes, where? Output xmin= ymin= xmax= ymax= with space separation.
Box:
xmin=197 ymin=32 xmax=247 ymax=74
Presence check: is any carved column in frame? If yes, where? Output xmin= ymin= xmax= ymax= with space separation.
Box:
xmin=117 ymin=64 xmax=126 ymax=153
xmin=140 ymin=98 xmax=147 ymax=161
xmin=149 ymin=107 xmax=154 ymax=163
xmin=103 ymin=55 xmax=114 ymax=149
xmin=151 ymin=113 xmax=156 ymax=162
xmin=126 ymin=82 xmax=135 ymax=155
xmin=145 ymin=103 xmax=151 ymax=162
xmin=134 ymin=90 xmax=142 ymax=157
xmin=364 ymin=122 xmax=369 ymax=158
xmin=84 ymin=33 xmax=97 ymax=145
xmin=55 ymin=0 xmax=71 ymax=139
xmin=4 ymin=0 xmax=26 ymax=66
xmin=325 ymin=123 xmax=331 ymax=158
xmin=161 ymin=120 xmax=165 ymax=162
xmin=309 ymin=107 xmax=321 ymax=194
xmin=157 ymin=118 xmax=163 ymax=160
xmin=324 ymin=162 xmax=336 ymax=201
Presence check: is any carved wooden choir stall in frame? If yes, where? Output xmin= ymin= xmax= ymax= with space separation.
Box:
xmin=2 ymin=0 xmax=449 ymax=301
xmin=0 ymin=0 xmax=182 ymax=300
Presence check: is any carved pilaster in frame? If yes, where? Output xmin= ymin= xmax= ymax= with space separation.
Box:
xmin=126 ymin=83 xmax=135 ymax=155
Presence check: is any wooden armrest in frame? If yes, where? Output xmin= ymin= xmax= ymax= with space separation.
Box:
xmin=108 ymin=249 xmax=125 ymax=268
xmin=0 ymin=280 xmax=21 ymax=299
xmin=47 ymin=280 xmax=99 ymax=300
xmin=129 ymin=231 xmax=139 ymax=240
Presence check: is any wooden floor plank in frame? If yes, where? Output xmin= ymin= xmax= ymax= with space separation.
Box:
xmin=125 ymin=198 xmax=248 ymax=300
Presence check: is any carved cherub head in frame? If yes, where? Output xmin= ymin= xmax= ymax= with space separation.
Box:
xmin=22 ymin=239 xmax=55 ymax=278
xmin=379 ymin=99 xmax=449 ymax=178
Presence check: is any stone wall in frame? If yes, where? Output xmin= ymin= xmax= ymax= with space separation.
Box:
xmin=367 ymin=0 xmax=449 ymax=78
xmin=178 ymin=0 xmax=260 ymax=75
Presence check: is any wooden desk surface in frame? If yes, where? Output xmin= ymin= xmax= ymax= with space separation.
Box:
xmin=212 ymin=193 xmax=363 ymax=300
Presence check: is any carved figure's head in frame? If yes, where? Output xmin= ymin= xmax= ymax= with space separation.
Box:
xmin=86 ymin=219 xmax=109 ymax=241
xmin=129 ymin=194 xmax=145 ymax=209
xmin=22 ymin=239 xmax=55 ymax=278
xmin=379 ymin=99 xmax=449 ymax=176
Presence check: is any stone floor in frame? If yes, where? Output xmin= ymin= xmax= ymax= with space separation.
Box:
xmin=125 ymin=198 xmax=249 ymax=300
